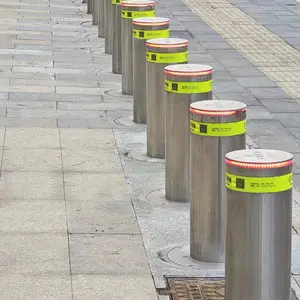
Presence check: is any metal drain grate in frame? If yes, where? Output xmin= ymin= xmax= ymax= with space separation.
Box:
xmin=165 ymin=277 xmax=298 ymax=300
xmin=166 ymin=278 xmax=225 ymax=300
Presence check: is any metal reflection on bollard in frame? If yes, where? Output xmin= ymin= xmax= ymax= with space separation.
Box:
xmin=112 ymin=0 xmax=122 ymax=74
xmin=87 ymin=0 xmax=92 ymax=13
xmin=190 ymin=100 xmax=247 ymax=262
xmin=133 ymin=17 xmax=170 ymax=124
xmin=121 ymin=0 xmax=155 ymax=95
xmin=98 ymin=0 xmax=105 ymax=38
xmin=104 ymin=0 xmax=113 ymax=54
xmin=165 ymin=64 xmax=213 ymax=202
xmin=146 ymin=38 xmax=188 ymax=158
xmin=225 ymin=149 xmax=293 ymax=300
xmin=93 ymin=0 xmax=99 ymax=25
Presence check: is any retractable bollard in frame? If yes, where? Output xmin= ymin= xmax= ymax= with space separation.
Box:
xmin=190 ymin=100 xmax=247 ymax=263
xmin=225 ymin=149 xmax=293 ymax=300
xmin=93 ymin=0 xmax=99 ymax=25
xmin=133 ymin=17 xmax=170 ymax=124
xmin=146 ymin=38 xmax=188 ymax=158
xmin=83 ymin=0 xmax=87 ymax=3
xmin=87 ymin=0 xmax=92 ymax=13
xmin=165 ymin=64 xmax=213 ymax=202
xmin=121 ymin=0 xmax=155 ymax=95
xmin=104 ymin=0 xmax=113 ymax=54
xmin=112 ymin=0 xmax=122 ymax=74
xmin=98 ymin=0 xmax=105 ymax=38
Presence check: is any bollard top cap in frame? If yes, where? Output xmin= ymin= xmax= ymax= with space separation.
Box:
xmin=146 ymin=38 xmax=188 ymax=48
xmin=225 ymin=149 xmax=293 ymax=169
xmin=132 ymin=17 xmax=169 ymax=25
xmin=190 ymin=100 xmax=246 ymax=116
xmin=122 ymin=0 xmax=155 ymax=7
xmin=165 ymin=64 xmax=212 ymax=76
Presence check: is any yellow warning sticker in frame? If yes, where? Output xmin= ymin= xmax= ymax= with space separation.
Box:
xmin=133 ymin=29 xmax=170 ymax=40
xmin=121 ymin=10 xmax=155 ymax=19
xmin=146 ymin=51 xmax=188 ymax=63
xmin=165 ymin=80 xmax=212 ymax=94
xmin=190 ymin=119 xmax=246 ymax=137
xmin=112 ymin=0 xmax=122 ymax=4
xmin=226 ymin=172 xmax=293 ymax=193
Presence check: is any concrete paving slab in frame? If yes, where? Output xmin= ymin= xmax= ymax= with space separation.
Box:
xmin=0 ymin=275 xmax=72 ymax=300
xmin=0 ymin=233 xmax=69 ymax=275
xmin=72 ymin=275 xmax=158 ymax=300
xmin=70 ymin=234 xmax=151 ymax=275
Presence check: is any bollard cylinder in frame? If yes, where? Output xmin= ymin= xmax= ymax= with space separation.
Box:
xmin=190 ymin=100 xmax=247 ymax=263
xmin=98 ymin=0 xmax=105 ymax=38
xmin=104 ymin=0 xmax=113 ymax=54
xmin=93 ymin=0 xmax=99 ymax=25
xmin=112 ymin=0 xmax=122 ymax=74
xmin=87 ymin=0 xmax=92 ymax=13
xmin=83 ymin=0 xmax=87 ymax=3
xmin=225 ymin=149 xmax=293 ymax=300
xmin=121 ymin=0 xmax=155 ymax=95
xmin=146 ymin=38 xmax=188 ymax=158
xmin=133 ymin=17 xmax=170 ymax=124
xmin=164 ymin=64 xmax=213 ymax=202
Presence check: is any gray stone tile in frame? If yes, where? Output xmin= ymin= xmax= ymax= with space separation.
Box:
xmin=249 ymin=134 xmax=300 ymax=152
xmin=0 ymin=275 xmax=72 ymax=300
xmin=248 ymin=87 xmax=292 ymax=99
xmin=0 ymin=171 xmax=63 ymax=200
xmin=194 ymin=34 xmax=225 ymax=42
xmin=246 ymin=119 xmax=289 ymax=136
xmin=0 ymin=117 xmax=57 ymax=127
xmin=5 ymin=128 xmax=60 ymax=149
xmin=213 ymin=92 xmax=260 ymax=105
xmin=70 ymin=234 xmax=150 ymax=275
xmin=292 ymin=153 xmax=300 ymax=174
xmin=218 ymin=57 xmax=253 ymax=67
xmin=201 ymin=41 xmax=233 ymax=50
xmin=260 ymin=99 xmax=300 ymax=113
xmin=236 ymin=77 xmax=278 ymax=88
xmin=246 ymin=105 xmax=274 ymax=120
xmin=273 ymin=113 xmax=300 ymax=128
xmin=288 ymin=128 xmax=300 ymax=140
xmin=0 ymin=200 xmax=67 ymax=233
xmin=227 ymin=66 xmax=266 ymax=77
xmin=72 ymin=275 xmax=157 ymax=300
xmin=213 ymin=81 xmax=246 ymax=93
xmin=0 ymin=233 xmax=69 ymax=275
xmin=58 ymin=101 xmax=131 ymax=111
xmin=57 ymin=117 xmax=111 ymax=129
xmin=2 ymin=148 xmax=62 ymax=172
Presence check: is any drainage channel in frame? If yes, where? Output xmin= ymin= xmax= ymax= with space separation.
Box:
xmin=159 ymin=277 xmax=299 ymax=300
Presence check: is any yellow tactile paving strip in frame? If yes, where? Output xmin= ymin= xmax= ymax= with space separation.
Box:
xmin=184 ymin=0 xmax=300 ymax=99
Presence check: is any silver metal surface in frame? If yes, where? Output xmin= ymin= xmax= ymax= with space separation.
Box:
xmin=133 ymin=17 xmax=170 ymax=124
xmin=93 ymin=0 xmax=99 ymax=25
xmin=105 ymin=0 xmax=113 ymax=54
xmin=225 ymin=149 xmax=293 ymax=300
xmin=121 ymin=0 xmax=156 ymax=95
xmin=190 ymin=100 xmax=246 ymax=262
xmin=164 ymin=64 xmax=213 ymax=202
xmin=98 ymin=0 xmax=105 ymax=38
xmin=83 ymin=0 xmax=87 ymax=3
xmin=146 ymin=38 xmax=188 ymax=158
xmin=87 ymin=0 xmax=92 ymax=13
xmin=112 ymin=0 xmax=122 ymax=74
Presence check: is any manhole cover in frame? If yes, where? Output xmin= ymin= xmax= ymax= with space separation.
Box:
xmin=165 ymin=277 xmax=299 ymax=300
xmin=167 ymin=278 xmax=225 ymax=300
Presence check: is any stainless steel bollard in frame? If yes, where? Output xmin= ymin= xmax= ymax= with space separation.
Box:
xmin=165 ymin=64 xmax=213 ymax=202
xmin=87 ymin=0 xmax=92 ymax=13
xmin=133 ymin=17 xmax=170 ymax=124
xmin=83 ymin=0 xmax=87 ymax=3
xmin=225 ymin=149 xmax=293 ymax=300
xmin=146 ymin=38 xmax=188 ymax=158
xmin=98 ymin=0 xmax=105 ymax=38
xmin=121 ymin=0 xmax=155 ymax=95
xmin=104 ymin=0 xmax=113 ymax=54
xmin=190 ymin=100 xmax=247 ymax=263
xmin=93 ymin=0 xmax=99 ymax=25
xmin=112 ymin=0 xmax=122 ymax=74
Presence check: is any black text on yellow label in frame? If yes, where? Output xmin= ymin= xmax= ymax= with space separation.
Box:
xmin=133 ymin=29 xmax=170 ymax=39
xmin=165 ymin=80 xmax=212 ymax=94
xmin=190 ymin=119 xmax=246 ymax=137
xmin=121 ymin=10 xmax=155 ymax=19
xmin=146 ymin=51 xmax=188 ymax=63
xmin=225 ymin=172 xmax=293 ymax=193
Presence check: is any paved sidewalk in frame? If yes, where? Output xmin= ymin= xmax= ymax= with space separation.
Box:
xmin=0 ymin=0 xmax=300 ymax=299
